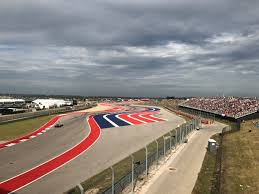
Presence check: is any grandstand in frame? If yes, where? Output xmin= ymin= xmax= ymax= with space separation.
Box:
xmin=0 ymin=99 xmax=27 ymax=115
xmin=0 ymin=98 xmax=26 ymax=108
xmin=180 ymin=97 xmax=259 ymax=120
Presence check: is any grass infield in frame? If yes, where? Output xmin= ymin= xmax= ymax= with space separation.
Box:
xmin=0 ymin=115 xmax=54 ymax=141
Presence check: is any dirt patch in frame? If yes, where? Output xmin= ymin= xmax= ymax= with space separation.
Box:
xmin=78 ymin=104 xmax=111 ymax=113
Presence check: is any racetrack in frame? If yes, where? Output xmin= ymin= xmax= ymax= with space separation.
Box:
xmin=0 ymin=104 xmax=185 ymax=194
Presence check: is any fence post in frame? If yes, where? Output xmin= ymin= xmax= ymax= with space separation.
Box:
xmin=175 ymin=129 xmax=178 ymax=148
xmin=163 ymin=136 xmax=165 ymax=156
xmin=186 ymin=124 xmax=188 ymax=136
xmin=182 ymin=124 xmax=185 ymax=142
xmin=187 ymin=122 xmax=190 ymax=136
xmin=185 ymin=124 xmax=187 ymax=138
xmin=169 ymin=131 xmax=172 ymax=149
xmin=155 ymin=139 xmax=159 ymax=166
xmin=180 ymin=125 xmax=182 ymax=143
xmin=110 ymin=166 xmax=115 ymax=194
xmin=177 ymin=125 xmax=180 ymax=146
xmin=131 ymin=154 xmax=135 ymax=193
xmin=145 ymin=146 xmax=148 ymax=177
xmin=184 ymin=125 xmax=186 ymax=138
xmin=163 ymin=135 xmax=170 ymax=155
xmin=77 ymin=183 xmax=84 ymax=194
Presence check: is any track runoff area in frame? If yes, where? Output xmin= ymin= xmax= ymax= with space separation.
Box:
xmin=0 ymin=104 xmax=174 ymax=194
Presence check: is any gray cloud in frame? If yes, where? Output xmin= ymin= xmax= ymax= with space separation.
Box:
xmin=0 ymin=0 xmax=259 ymax=97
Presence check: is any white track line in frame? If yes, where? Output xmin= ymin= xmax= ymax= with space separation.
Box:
xmin=128 ymin=114 xmax=147 ymax=123
xmin=0 ymin=117 xmax=101 ymax=194
xmin=6 ymin=143 xmax=16 ymax=147
xmin=145 ymin=114 xmax=168 ymax=121
xmin=115 ymin=114 xmax=133 ymax=125
xmin=138 ymin=114 xmax=159 ymax=122
xmin=19 ymin=139 xmax=28 ymax=142
xmin=103 ymin=114 xmax=120 ymax=127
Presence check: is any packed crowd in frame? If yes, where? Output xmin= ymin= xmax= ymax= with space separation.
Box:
xmin=182 ymin=97 xmax=259 ymax=118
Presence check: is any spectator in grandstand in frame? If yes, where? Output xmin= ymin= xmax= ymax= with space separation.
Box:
xmin=182 ymin=97 xmax=259 ymax=118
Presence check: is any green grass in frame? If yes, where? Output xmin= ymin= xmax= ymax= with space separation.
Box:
xmin=0 ymin=115 xmax=54 ymax=141
xmin=193 ymin=119 xmax=259 ymax=194
xmin=221 ymin=120 xmax=259 ymax=194
xmin=192 ymin=134 xmax=219 ymax=194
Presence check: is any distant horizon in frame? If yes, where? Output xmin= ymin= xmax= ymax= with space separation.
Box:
xmin=1 ymin=92 xmax=259 ymax=99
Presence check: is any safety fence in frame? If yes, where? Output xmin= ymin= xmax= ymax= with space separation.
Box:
xmin=163 ymin=105 xmax=215 ymax=125
xmin=0 ymin=104 xmax=95 ymax=124
xmin=68 ymin=118 xmax=200 ymax=194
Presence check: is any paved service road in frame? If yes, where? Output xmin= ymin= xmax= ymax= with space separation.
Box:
xmin=143 ymin=122 xmax=227 ymax=194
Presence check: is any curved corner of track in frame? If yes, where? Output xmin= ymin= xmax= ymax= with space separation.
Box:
xmin=0 ymin=104 xmax=167 ymax=194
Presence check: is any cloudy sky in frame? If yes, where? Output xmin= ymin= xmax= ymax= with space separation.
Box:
xmin=1 ymin=0 xmax=259 ymax=97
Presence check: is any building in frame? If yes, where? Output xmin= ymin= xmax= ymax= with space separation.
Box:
xmin=32 ymin=99 xmax=73 ymax=110
xmin=0 ymin=98 xmax=26 ymax=108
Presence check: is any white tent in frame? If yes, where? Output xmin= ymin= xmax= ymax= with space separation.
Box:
xmin=32 ymin=99 xmax=72 ymax=109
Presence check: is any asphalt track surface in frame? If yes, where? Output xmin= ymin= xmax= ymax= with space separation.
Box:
xmin=0 ymin=105 xmax=185 ymax=194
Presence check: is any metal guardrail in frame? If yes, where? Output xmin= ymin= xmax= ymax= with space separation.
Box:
xmin=69 ymin=118 xmax=200 ymax=194
xmin=0 ymin=104 xmax=95 ymax=124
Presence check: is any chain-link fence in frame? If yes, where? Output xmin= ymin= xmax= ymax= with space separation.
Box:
xmin=69 ymin=118 xmax=200 ymax=194
xmin=0 ymin=104 xmax=95 ymax=124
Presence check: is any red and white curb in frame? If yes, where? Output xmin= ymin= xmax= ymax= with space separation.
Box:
xmin=0 ymin=116 xmax=101 ymax=194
